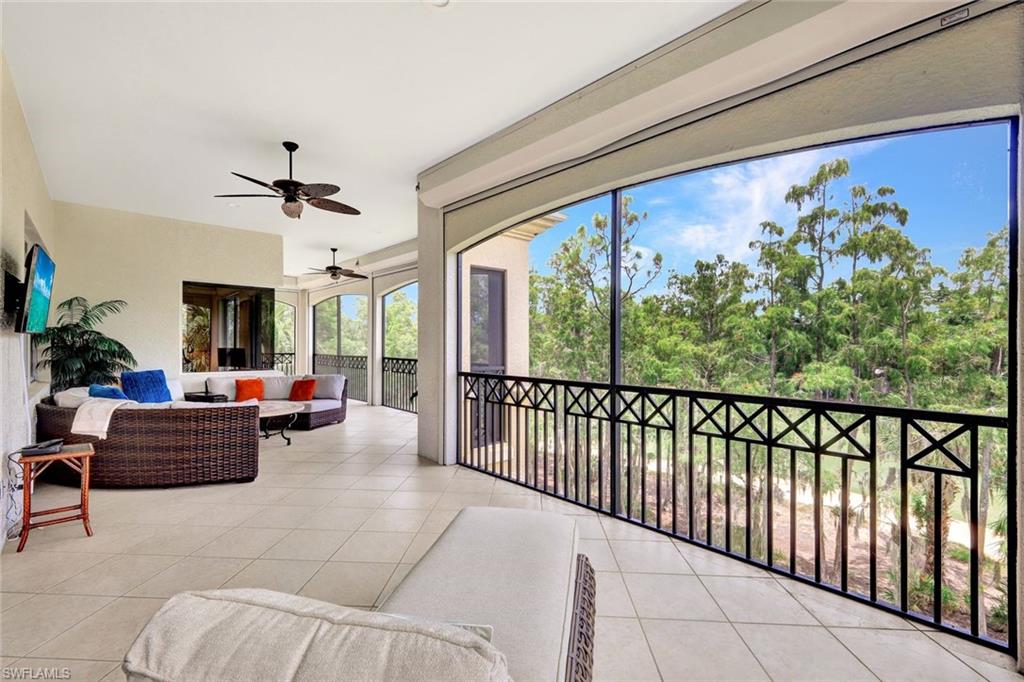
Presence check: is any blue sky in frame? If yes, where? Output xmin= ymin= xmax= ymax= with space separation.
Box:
xmin=527 ymin=122 xmax=1012 ymax=295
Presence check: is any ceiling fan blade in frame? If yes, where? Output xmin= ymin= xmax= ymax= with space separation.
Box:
xmin=298 ymin=183 xmax=340 ymax=199
xmin=231 ymin=172 xmax=280 ymax=192
xmin=214 ymin=194 xmax=279 ymax=198
xmin=342 ymin=272 xmax=368 ymax=280
xmin=307 ymin=197 xmax=360 ymax=215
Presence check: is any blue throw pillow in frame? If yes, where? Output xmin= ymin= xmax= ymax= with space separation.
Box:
xmin=120 ymin=369 xmax=172 ymax=403
xmin=88 ymin=384 xmax=129 ymax=400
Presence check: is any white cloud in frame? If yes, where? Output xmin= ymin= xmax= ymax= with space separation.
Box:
xmin=34 ymin=272 xmax=51 ymax=299
xmin=646 ymin=139 xmax=890 ymax=265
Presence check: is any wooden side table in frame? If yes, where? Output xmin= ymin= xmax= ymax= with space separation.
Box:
xmin=17 ymin=443 xmax=95 ymax=552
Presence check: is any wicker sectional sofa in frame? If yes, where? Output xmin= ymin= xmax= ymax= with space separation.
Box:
xmin=35 ymin=373 xmax=348 ymax=488
xmin=36 ymin=399 xmax=259 ymax=488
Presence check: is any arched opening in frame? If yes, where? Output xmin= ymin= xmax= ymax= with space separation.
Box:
xmin=381 ymin=282 xmax=418 ymax=412
xmin=313 ymin=294 xmax=369 ymax=401
xmin=259 ymin=300 xmax=296 ymax=374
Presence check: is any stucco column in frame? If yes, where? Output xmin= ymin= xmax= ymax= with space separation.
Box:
xmin=417 ymin=199 xmax=456 ymax=465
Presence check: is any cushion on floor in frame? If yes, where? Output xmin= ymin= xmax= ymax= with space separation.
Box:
xmin=381 ymin=506 xmax=579 ymax=682
xmin=123 ymin=588 xmax=510 ymax=682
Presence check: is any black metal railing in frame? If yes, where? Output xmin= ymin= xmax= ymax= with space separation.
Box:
xmin=383 ymin=357 xmax=418 ymax=413
xmin=260 ymin=352 xmax=295 ymax=376
xmin=457 ymin=371 xmax=1015 ymax=653
xmin=313 ymin=354 xmax=368 ymax=402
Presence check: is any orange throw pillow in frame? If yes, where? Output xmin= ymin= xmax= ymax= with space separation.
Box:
xmin=235 ymin=378 xmax=264 ymax=402
xmin=289 ymin=378 xmax=317 ymax=401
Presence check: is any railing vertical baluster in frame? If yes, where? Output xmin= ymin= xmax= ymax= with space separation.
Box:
xmin=869 ymin=417 xmax=878 ymax=602
xmin=790 ymin=447 xmax=797 ymax=575
xmin=725 ymin=403 xmax=732 ymax=553
xmin=900 ymin=419 xmax=909 ymax=614
xmin=641 ymin=421 xmax=647 ymax=525
xmin=598 ymin=420 xmax=605 ymax=511
xmin=557 ymin=385 xmax=565 ymax=497
xmin=933 ymin=474 xmax=943 ymax=624
xmin=841 ymin=456 xmax=849 ymax=592
xmin=622 ymin=421 xmax=630 ymax=518
xmin=969 ymin=425 xmax=980 ymax=637
xmin=574 ymin=417 xmax=581 ymax=502
xmin=656 ymin=428 xmax=663 ymax=530
xmin=586 ymin=414 xmax=593 ymax=507
xmin=766 ymin=408 xmax=774 ymax=568
xmin=688 ymin=399 xmax=694 ymax=540
xmin=706 ymin=434 xmax=713 ymax=546
xmin=543 ymin=409 xmax=550 ymax=494
xmin=814 ymin=411 xmax=822 ymax=583
xmin=745 ymin=441 xmax=752 ymax=560
xmin=672 ymin=397 xmax=678 ymax=537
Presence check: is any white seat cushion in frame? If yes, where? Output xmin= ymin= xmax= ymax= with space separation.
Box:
xmin=123 ymin=588 xmax=510 ymax=682
xmin=298 ymin=398 xmax=341 ymax=414
xmin=382 ymin=507 xmax=579 ymax=682
xmin=53 ymin=387 xmax=90 ymax=408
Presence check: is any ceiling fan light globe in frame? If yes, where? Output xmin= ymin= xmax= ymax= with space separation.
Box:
xmin=281 ymin=199 xmax=303 ymax=219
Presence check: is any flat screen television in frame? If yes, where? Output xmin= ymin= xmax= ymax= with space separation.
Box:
xmin=17 ymin=244 xmax=56 ymax=334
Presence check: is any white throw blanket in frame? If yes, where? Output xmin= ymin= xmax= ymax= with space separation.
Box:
xmin=71 ymin=397 xmax=136 ymax=439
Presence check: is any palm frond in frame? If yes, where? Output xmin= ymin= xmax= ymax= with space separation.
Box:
xmin=38 ymin=297 xmax=138 ymax=393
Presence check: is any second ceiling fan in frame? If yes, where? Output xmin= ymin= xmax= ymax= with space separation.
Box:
xmin=308 ymin=248 xmax=367 ymax=281
xmin=215 ymin=141 xmax=360 ymax=219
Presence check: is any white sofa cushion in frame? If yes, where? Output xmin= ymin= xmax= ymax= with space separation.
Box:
xmin=123 ymin=588 xmax=510 ymax=682
xmin=53 ymin=387 xmax=90 ymax=408
xmin=166 ymin=379 xmax=185 ymax=401
xmin=305 ymin=374 xmax=346 ymax=401
xmin=120 ymin=402 xmax=173 ymax=410
xmin=262 ymin=376 xmax=294 ymax=400
xmin=381 ymin=507 xmax=579 ymax=682
xmin=205 ymin=376 xmax=239 ymax=400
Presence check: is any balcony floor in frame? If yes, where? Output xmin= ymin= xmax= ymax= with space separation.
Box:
xmin=1 ymin=404 xmax=1018 ymax=681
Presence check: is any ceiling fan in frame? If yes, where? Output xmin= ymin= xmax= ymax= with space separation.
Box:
xmin=308 ymin=248 xmax=367 ymax=281
xmin=215 ymin=141 xmax=360 ymax=219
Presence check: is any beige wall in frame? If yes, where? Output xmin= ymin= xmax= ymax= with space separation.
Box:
xmin=1 ymin=53 xmax=57 ymax=539
xmin=459 ymin=233 xmax=530 ymax=376
xmin=52 ymin=201 xmax=284 ymax=379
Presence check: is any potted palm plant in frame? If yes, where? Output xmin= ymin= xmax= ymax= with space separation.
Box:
xmin=34 ymin=297 xmax=137 ymax=393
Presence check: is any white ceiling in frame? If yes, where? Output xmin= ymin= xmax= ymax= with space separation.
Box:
xmin=2 ymin=1 xmax=740 ymax=276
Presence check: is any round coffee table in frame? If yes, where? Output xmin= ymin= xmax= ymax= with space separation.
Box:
xmin=259 ymin=401 xmax=303 ymax=446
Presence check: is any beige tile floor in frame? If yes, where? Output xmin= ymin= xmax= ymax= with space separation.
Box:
xmin=1 ymin=403 xmax=1020 ymax=681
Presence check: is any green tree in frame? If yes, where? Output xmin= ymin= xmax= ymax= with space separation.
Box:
xmin=384 ymin=289 xmax=417 ymax=358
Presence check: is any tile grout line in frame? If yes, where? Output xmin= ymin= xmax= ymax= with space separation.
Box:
xmin=667 ymin=541 xmax=776 ymax=682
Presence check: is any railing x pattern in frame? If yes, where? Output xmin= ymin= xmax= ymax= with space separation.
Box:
xmin=457 ymin=370 xmax=1015 ymax=653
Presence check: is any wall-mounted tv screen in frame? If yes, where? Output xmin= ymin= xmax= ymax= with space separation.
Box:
xmin=19 ymin=244 xmax=55 ymax=334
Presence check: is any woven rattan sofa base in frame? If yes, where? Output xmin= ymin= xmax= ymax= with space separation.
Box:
xmin=35 ymin=399 xmax=259 ymax=488
xmin=292 ymin=383 xmax=348 ymax=430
